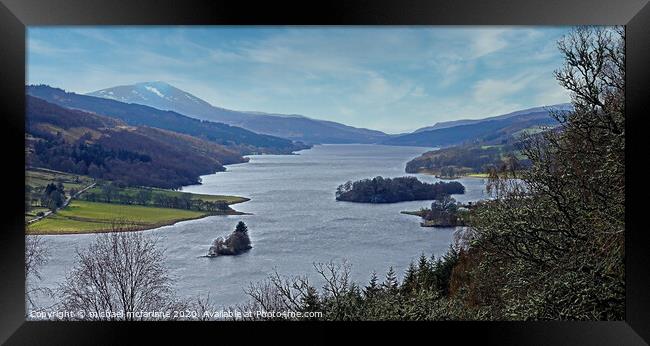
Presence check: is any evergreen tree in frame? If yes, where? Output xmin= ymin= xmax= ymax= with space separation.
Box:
xmin=416 ymin=254 xmax=433 ymax=289
xmin=41 ymin=183 xmax=65 ymax=211
xmin=434 ymin=246 xmax=459 ymax=296
xmin=401 ymin=261 xmax=418 ymax=294
xmin=301 ymin=286 xmax=321 ymax=317
xmin=364 ymin=271 xmax=380 ymax=298
xmin=382 ymin=266 xmax=399 ymax=292
xmin=235 ymin=221 xmax=248 ymax=233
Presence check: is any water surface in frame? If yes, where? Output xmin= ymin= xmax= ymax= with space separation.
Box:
xmin=31 ymin=144 xmax=489 ymax=310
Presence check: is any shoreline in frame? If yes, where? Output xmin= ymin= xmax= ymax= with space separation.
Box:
xmin=413 ymin=170 xmax=489 ymax=179
xmin=400 ymin=210 xmax=467 ymax=228
xmin=27 ymin=194 xmax=252 ymax=235
xmin=26 ymin=208 xmax=252 ymax=236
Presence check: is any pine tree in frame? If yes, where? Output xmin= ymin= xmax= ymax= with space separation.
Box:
xmin=301 ymin=286 xmax=321 ymax=317
xmin=364 ymin=271 xmax=380 ymax=298
xmin=382 ymin=266 xmax=399 ymax=292
xmin=416 ymin=254 xmax=433 ymax=289
xmin=235 ymin=221 xmax=248 ymax=233
xmin=401 ymin=261 xmax=418 ymax=294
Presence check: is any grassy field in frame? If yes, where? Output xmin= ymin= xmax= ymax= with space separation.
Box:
xmin=26 ymin=167 xmax=250 ymax=234
xmin=27 ymin=200 xmax=215 ymax=235
xmin=25 ymin=207 xmax=49 ymax=223
xmin=465 ymin=173 xmax=490 ymax=178
xmin=82 ymin=185 xmax=249 ymax=205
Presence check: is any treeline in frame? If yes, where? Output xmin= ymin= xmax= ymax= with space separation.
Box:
xmin=79 ymin=183 xmax=232 ymax=212
xmin=335 ymin=176 xmax=464 ymax=203
xmin=28 ymin=131 xmax=198 ymax=189
xmin=32 ymin=133 xmax=151 ymax=175
xmin=238 ymin=249 xmax=464 ymax=320
xmin=30 ymin=182 xmax=66 ymax=212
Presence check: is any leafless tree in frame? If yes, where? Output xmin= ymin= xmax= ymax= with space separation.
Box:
xmin=241 ymin=260 xmax=352 ymax=320
xmin=57 ymin=224 xmax=183 ymax=320
xmin=242 ymin=270 xmax=313 ymax=320
xmin=313 ymin=260 xmax=351 ymax=301
xmin=25 ymin=235 xmax=53 ymax=313
xmin=25 ymin=235 xmax=47 ymax=283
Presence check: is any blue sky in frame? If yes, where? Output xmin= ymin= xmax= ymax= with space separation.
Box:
xmin=27 ymin=26 xmax=573 ymax=133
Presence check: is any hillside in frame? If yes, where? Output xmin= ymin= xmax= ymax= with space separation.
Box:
xmin=413 ymin=104 xmax=572 ymax=133
xmin=26 ymin=95 xmax=248 ymax=189
xmin=382 ymin=109 xmax=562 ymax=148
xmin=27 ymin=85 xmax=309 ymax=155
xmin=405 ymin=143 xmax=529 ymax=176
xmin=88 ymin=81 xmax=389 ymax=144
xmin=401 ymin=107 xmax=572 ymax=176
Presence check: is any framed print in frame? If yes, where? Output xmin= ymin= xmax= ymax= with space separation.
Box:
xmin=1 ymin=0 xmax=649 ymax=344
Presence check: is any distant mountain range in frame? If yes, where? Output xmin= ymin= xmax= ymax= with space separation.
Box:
xmin=412 ymin=104 xmax=573 ymax=133
xmin=88 ymin=81 xmax=389 ymax=144
xmin=29 ymin=82 xmax=572 ymax=152
xmin=27 ymin=85 xmax=308 ymax=156
xmin=25 ymin=82 xmax=575 ymax=191
xmin=381 ymin=105 xmax=571 ymax=148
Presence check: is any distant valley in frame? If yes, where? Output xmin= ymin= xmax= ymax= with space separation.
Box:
xmin=86 ymin=81 xmax=570 ymax=149
xmin=27 ymin=82 xmax=571 ymax=185
xmin=88 ymin=81 xmax=389 ymax=144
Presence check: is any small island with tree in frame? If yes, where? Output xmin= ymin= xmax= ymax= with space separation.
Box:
xmin=207 ymin=221 xmax=252 ymax=257
xmin=401 ymin=195 xmax=475 ymax=227
xmin=335 ymin=176 xmax=464 ymax=203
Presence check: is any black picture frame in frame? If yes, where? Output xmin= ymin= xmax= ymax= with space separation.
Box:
xmin=1 ymin=0 xmax=648 ymax=344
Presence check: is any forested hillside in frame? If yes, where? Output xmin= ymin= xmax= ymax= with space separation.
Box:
xmin=27 ymin=85 xmax=309 ymax=155
xmin=405 ymin=142 xmax=530 ymax=176
xmin=26 ymin=96 xmax=247 ymax=189
xmin=382 ymin=109 xmax=561 ymax=148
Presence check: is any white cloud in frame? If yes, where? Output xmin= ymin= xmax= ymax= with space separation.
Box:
xmin=28 ymin=26 xmax=574 ymax=133
xmin=410 ymin=86 xmax=427 ymax=97
xmin=472 ymin=73 xmax=537 ymax=103
xmin=469 ymin=28 xmax=510 ymax=59
xmin=28 ymin=38 xmax=85 ymax=56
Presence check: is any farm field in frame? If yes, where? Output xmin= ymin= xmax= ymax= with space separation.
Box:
xmin=27 ymin=200 xmax=209 ymax=234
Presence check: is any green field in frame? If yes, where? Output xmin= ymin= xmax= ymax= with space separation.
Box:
xmin=26 ymin=167 xmax=249 ymax=233
xmin=82 ymin=185 xmax=248 ymax=205
xmin=465 ymin=173 xmax=490 ymax=178
xmin=27 ymin=200 xmax=211 ymax=234
xmin=25 ymin=207 xmax=49 ymax=223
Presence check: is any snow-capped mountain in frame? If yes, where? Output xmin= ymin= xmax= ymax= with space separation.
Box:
xmin=88 ymin=81 xmax=226 ymax=120
xmin=87 ymin=81 xmax=389 ymax=144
